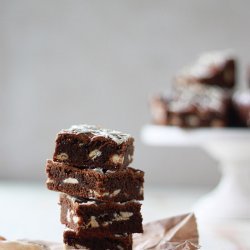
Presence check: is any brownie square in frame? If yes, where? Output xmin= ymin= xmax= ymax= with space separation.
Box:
xmin=176 ymin=50 xmax=236 ymax=89
xmin=60 ymin=193 xmax=143 ymax=234
xmin=46 ymin=160 xmax=144 ymax=202
xmin=53 ymin=125 xmax=134 ymax=170
xmin=150 ymin=83 xmax=231 ymax=128
xmin=63 ymin=230 xmax=132 ymax=250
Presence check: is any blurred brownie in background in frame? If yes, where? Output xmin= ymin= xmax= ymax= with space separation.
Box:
xmin=176 ymin=51 xmax=236 ymax=89
xmin=150 ymin=83 xmax=231 ymax=128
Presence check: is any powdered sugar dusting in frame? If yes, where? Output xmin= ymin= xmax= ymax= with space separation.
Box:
xmin=62 ymin=124 xmax=131 ymax=145
xmin=170 ymin=83 xmax=226 ymax=112
xmin=180 ymin=50 xmax=234 ymax=78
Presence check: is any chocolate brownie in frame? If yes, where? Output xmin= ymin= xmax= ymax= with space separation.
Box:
xmin=176 ymin=50 xmax=236 ymax=89
xmin=46 ymin=160 xmax=144 ymax=202
xmin=64 ymin=230 xmax=132 ymax=250
xmin=233 ymin=90 xmax=250 ymax=127
xmin=60 ymin=193 xmax=143 ymax=234
xmin=53 ymin=125 xmax=134 ymax=170
xmin=150 ymin=83 xmax=230 ymax=128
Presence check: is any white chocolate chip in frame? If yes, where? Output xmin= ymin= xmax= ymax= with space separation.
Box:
xmin=72 ymin=215 xmax=80 ymax=224
xmin=63 ymin=178 xmax=79 ymax=184
xmin=106 ymin=170 xmax=116 ymax=174
xmin=67 ymin=194 xmax=97 ymax=205
xmin=90 ymin=189 xmax=120 ymax=198
xmin=112 ymin=212 xmax=133 ymax=222
xmin=114 ymin=233 xmax=128 ymax=237
xmin=46 ymin=178 xmax=54 ymax=184
xmin=89 ymin=189 xmax=121 ymax=198
xmin=66 ymin=210 xmax=71 ymax=222
xmin=102 ymin=189 xmax=121 ymax=197
xmin=100 ymin=211 xmax=133 ymax=226
xmin=101 ymin=191 xmax=110 ymax=196
xmin=119 ymin=212 xmax=133 ymax=219
xmin=128 ymin=154 xmax=133 ymax=162
xmin=91 ymin=190 xmax=100 ymax=198
xmin=112 ymin=189 xmax=121 ymax=197
xmin=89 ymin=149 xmax=102 ymax=160
xmin=111 ymin=154 xmax=124 ymax=165
xmin=118 ymin=212 xmax=133 ymax=221
xmin=86 ymin=216 xmax=99 ymax=228
xmin=55 ymin=153 xmax=69 ymax=161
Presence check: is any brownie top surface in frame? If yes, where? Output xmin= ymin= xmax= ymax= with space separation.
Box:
xmin=169 ymin=83 xmax=229 ymax=112
xmin=58 ymin=124 xmax=132 ymax=145
xmin=178 ymin=50 xmax=235 ymax=79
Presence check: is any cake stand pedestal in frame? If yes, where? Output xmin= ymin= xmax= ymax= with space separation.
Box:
xmin=141 ymin=125 xmax=250 ymax=220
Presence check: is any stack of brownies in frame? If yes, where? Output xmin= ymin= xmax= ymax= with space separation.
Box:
xmin=150 ymin=50 xmax=237 ymax=128
xmin=45 ymin=124 xmax=144 ymax=250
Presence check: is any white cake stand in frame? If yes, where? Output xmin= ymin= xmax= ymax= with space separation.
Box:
xmin=141 ymin=125 xmax=250 ymax=220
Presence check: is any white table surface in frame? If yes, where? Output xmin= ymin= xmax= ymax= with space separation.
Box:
xmin=141 ymin=125 xmax=250 ymax=146
xmin=0 ymin=181 xmax=250 ymax=249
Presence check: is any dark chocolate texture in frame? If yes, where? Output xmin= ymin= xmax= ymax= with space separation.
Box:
xmin=53 ymin=125 xmax=134 ymax=170
xmin=46 ymin=160 xmax=144 ymax=202
xmin=60 ymin=193 xmax=143 ymax=234
xmin=63 ymin=230 xmax=132 ymax=250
